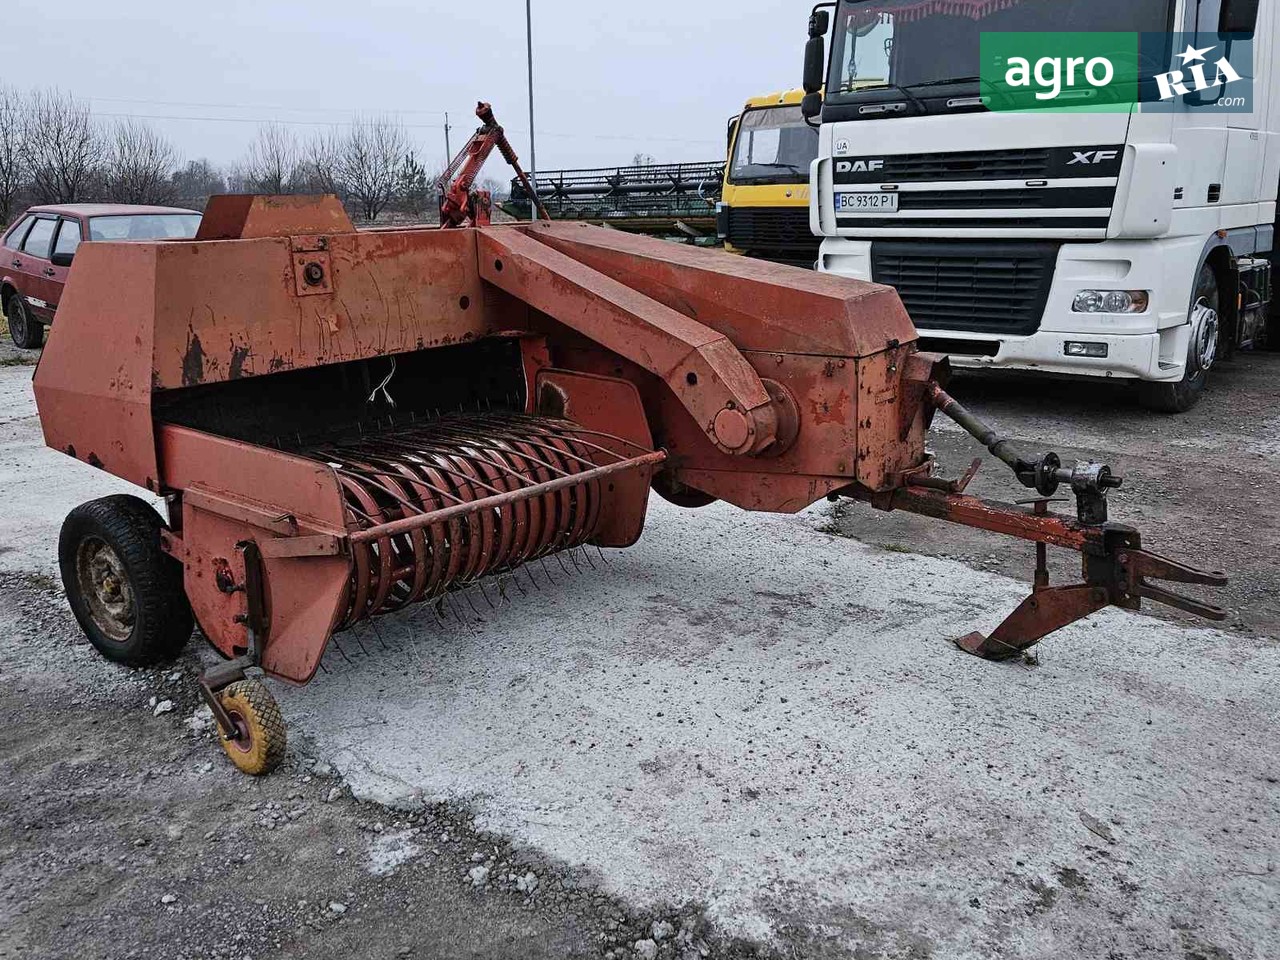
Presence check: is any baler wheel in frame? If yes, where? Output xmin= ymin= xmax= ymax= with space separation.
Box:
xmin=217 ymin=679 xmax=286 ymax=776
xmin=59 ymin=495 xmax=193 ymax=666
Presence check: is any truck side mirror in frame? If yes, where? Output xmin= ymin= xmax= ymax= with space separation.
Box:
xmin=801 ymin=92 xmax=823 ymax=119
xmin=808 ymin=9 xmax=830 ymax=37
xmin=803 ymin=35 xmax=826 ymax=96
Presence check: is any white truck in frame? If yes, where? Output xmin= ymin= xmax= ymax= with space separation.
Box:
xmin=801 ymin=0 xmax=1277 ymax=410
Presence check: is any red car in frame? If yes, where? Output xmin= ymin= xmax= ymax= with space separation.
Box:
xmin=2 ymin=203 xmax=202 ymax=348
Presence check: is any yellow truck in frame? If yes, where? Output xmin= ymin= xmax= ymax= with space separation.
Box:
xmin=717 ymin=88 xmax=819 ymax=268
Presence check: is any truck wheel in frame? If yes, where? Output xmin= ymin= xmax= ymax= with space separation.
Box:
xmin=1139 ymin=263 xmax=1219 ymax=413
xmin=5 ymin=295 xmax=43 ymax=349
xmin=59 ymin=495 xmax=193 ymax=666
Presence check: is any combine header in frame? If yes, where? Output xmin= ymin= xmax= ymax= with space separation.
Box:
xmin=34 ymin=103 xmax=1226 ymax=774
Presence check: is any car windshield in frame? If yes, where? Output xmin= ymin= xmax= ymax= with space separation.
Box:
xmin=87 ymin=214 xmax=202 ymax=241
xmin=827 ymin=0 xmax=1173 ymax=101
xmin=729 ymin=106 xmax=818 ymax=184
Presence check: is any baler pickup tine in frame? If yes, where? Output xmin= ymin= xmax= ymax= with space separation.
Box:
xmin=365 ymin=618 xmax=390 ymax=651
xmin=330 ymin=634 xmax=354 ymax=665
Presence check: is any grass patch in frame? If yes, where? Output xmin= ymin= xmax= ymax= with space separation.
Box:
xmin=0 ymin=355 xmax=35 ymax=366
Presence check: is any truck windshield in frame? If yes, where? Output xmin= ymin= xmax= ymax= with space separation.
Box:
xmin=87 ymin=214 xmax=202 ymax=241
xmin=827 ymin=0 xmax=1173 ymax=103
xmin=729 ymin=106 xmax=818 ymax=184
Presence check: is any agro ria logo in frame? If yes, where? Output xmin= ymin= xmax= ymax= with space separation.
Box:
xmin=1154 ymin=42 xmax=1243 ymax=100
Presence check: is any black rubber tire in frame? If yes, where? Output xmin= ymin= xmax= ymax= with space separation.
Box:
xmin=5 ymin=294 xmax=43 ymax=349
xmin=58 ymin=495 xmax=193 ymax=666
xmin=1139 ymin=263 xmax=1219 ymax=414
xmin=1264 ymin=302 xmax=1280 ymax=352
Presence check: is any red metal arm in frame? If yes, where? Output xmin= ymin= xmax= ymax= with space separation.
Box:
xmin=439 ymin=102 xmax=549 ymax=228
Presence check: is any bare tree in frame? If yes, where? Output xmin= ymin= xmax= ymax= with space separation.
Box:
xmin=338 ymin=115 xmax=410 ymax=222
xmin=171 ymin=158 xmax=227 ymax=210
xmin=300 ymin=127 xmax=345 ymax=196
xmin=243 ymin=123 xmax=299 ymax=194
xmin=24 ymin=89 xmax=104 ymax=203
xmin=479 ymin=176 xmax=508 ymax=202
xmin=223 ymin=164 xmax=251 ymax=194
xmin=103 ymin=119 xmax=179 ymax=204
xmin=0 ymin=86 xmax=26 ymax=224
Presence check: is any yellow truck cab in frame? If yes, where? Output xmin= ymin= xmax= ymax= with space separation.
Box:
xmin=718 ymin=89 xmax=818 ymax=268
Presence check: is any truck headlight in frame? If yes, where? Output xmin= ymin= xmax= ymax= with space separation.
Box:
xmin=1071 ymin=289 xmax=1150 ymax=314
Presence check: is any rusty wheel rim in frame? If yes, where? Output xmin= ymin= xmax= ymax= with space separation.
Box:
xmin=224 ymin=708 xmax=253 ymax=754
xmin=75 ymin=536 xmax=136 ymax=643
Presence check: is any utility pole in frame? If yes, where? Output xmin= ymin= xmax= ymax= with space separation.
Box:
xmin=525 ymin=0 xmax=538 ymax=220
xmin=444 ymin=112 xmax=451 ymax=163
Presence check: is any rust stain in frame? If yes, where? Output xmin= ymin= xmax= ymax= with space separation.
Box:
xmin=809 ymin=390 xmax=850 ymax=426
xmin=182 ymin=328 xmax=206 ymax=386
xmin=229 ymin=342 xmax=251 ymax=380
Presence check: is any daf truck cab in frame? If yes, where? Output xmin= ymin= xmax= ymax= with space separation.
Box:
xmin=719 ymin=89 xmax=822 ymax=266
xmin=802 ymin=0 xmax=1278 ymax=411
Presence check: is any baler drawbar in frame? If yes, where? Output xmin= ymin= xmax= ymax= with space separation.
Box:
xmin=34 ymin=104 xmax=1226 ymax=774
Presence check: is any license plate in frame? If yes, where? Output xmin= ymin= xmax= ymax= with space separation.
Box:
xmin=836 ymin=191 xmax=898 ymax=213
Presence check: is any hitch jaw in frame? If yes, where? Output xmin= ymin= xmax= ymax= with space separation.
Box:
xmin=955 ymin=528 xmax=1228 ymax=661
xmin=853 ymin=484 xmax=1228 ymax=661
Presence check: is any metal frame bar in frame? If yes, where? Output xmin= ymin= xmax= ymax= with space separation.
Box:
xmin=350 ymin=449 xmax=666 ymax=544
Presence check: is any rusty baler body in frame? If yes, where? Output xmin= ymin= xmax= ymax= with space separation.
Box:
xmin=34 ymin=191 xmax=1226 ymax=770
xmin=34 ymin=194 xmax=924 ymax=683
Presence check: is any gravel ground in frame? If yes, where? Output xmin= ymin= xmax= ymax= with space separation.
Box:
xmin=0 ymin=575 xmax=757 ymax=960
xmin=1 ymin=353 xmax=1277 ymax=960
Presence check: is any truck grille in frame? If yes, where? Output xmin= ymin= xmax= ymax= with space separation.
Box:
xmin=725 ymin=207 xmax=819 ymax=266
xmin=871 ymin=240 xmax=1060 ymax=336
xmin=832 ymin=145 xmax=1123 ymax=185
xmin=876 ymin=148 xmax=1050 ymax=181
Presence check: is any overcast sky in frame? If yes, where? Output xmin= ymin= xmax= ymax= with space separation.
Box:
xmin=4 ymin=0 xmax=810 ymax=173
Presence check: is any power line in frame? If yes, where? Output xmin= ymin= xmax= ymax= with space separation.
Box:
xmin=89 ymin=102 xmax=722 ymax=146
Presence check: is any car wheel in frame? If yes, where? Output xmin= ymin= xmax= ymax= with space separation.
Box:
xmin=5 ymin=294 xmax=43 ymax=349
xmin=1139 ymin=263 xmax=1219 ymax=414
